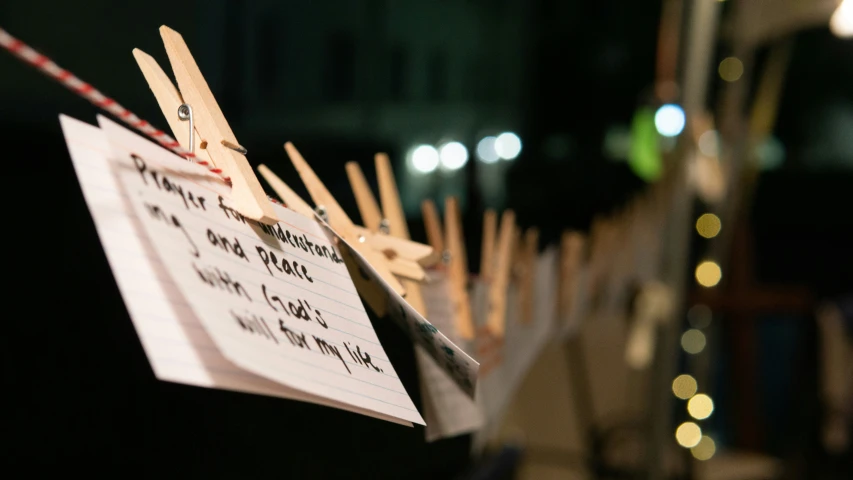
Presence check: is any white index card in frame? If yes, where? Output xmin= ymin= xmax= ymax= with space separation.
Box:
xmin=60 ymin=113 xmax=421 ymax=426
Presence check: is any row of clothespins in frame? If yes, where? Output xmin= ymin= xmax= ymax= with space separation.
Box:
xmin=129 ymin=24 xmax=680 ymax=363
xmin=3 ymin=23 xmax=677 ymax=372
xmin=122 ymin=26 xmax=556 ymax=345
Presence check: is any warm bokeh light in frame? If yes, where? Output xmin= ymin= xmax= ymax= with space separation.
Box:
xmin=681 ymin=329 xmax=707 ymax=354
xmin=687 ymin=304 xmax=712 ymax=329
xmin=830 ymin=0 xmax=853 ymax=38
xmin=438 ymin=141 xmax=469 ymax=171
xmin=695 ymin=261 xmax=722 ymax=287
xmin=719 ymin=57 xmax=743 ymax=82
xmin=408 ymin=145 xmax=439 ymax=174
xmin=698 ymin=129 xmax=719 ymax=157
xmin=691 ymin=435 xmax=717 ymax=461
xmin=495 ymin=132 xmax=522 ymax=160
xmin=476 ymin=136 xmax=500 ymax=164
xmin=676 ymin=422 xmax=703 ymax=448
xmin=696 ymin=213 xmax=721 ymax=238
xmin=654 ymin=104 xmax=686 ymax=137
xmin=687 ymin=394 xmax=715 ymax=420
xmin=672 ymin=374 xmax=698 ymax=400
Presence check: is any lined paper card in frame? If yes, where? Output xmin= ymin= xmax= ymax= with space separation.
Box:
xmin=61 ymin=113 xmax=422 ymax=425
xmin=416 ymin=271 xmax=483 ymax=441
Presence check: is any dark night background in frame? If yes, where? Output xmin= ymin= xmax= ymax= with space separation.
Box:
xmin=2 ymin=1 xmax=851 ymax=477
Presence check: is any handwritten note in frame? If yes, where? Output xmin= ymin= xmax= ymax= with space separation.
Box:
xmin=416 ymin=271 xmax=483 ymax=441
xmin=61 ymin=114 xmax=422 ymax=425
xmin=316 ymin=224 xmax=480 ymax=398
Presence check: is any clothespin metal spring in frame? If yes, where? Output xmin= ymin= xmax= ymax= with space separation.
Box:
xmin=177 ymin=104 xmax=194 ymax=153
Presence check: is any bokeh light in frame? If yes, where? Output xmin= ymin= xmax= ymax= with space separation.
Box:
xmin=695 ymin=261 xmax=722 ymax=287
xmin=654 ymin=104 xmax=686 ymax=137
xmin=688 ymin=304 xmax=713 ymax=329
xmin=676 ymin=422 xmax=703 ymax=448
xmin=495 ymin=132 xmax=522 ymax=160
xmin=672 ymin=374 xmax=698 ymax=400
xmin=830 ymin=0 xmax=853 ymax=38
xmin=408 ymin=145 xmax=439 ymax=174
xmin=438 ymin=141 xmax=469 ymax=171
xmin=719 ymin=57 xmax=744 ymax=82
xmin=681 ymin=329 xmax=707 ymax=354
xmin=476 ymin=136 xmax=500 ymax=163
xmin=698 ymin=130 xmax=719 ymax=157
xmin=696 ymin=213 xmax=721 ymax=238
xmin=687 ymin=394 xmax=715 ymax=420
xmin=691 ymin=435 xmax=717 ymax=460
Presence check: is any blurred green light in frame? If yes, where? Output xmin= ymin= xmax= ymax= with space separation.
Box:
xmin=629 ymin=107 xmax=662 ymax=182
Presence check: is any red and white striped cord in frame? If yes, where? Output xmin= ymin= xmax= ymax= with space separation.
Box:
xmin=0 ymin=27 xmax=231 ymax=183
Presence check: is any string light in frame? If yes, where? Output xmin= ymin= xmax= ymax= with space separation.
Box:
xmin=691 ymin=435 xmax=717 ymax=460
xmin=672 ymin=374 xmax=698 ymax=399
xmin=687 ymin=304 xmax=712 ymax=329
xmin=695 ymin=261 xmax=722 ymax=287
xmin=687 ymin=394 xmax=715 ymax=420
xmin=696 ymin=213 xmax=721 ymax=238
xmin=681 ymin=329 xmax=707 ymax=354
xmin=676 ymin=422 xmax=703 ymax=448
xmin=719 ymin=57 xmax=743 ymax=82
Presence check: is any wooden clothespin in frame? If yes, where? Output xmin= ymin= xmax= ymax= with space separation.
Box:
xmin=343 ymin=154 xmax=427 ymax=317
xmin=484 ymin=210 xmax=516 ymax=338
xmin=480 ymin=209 xmax=497 ymax=281
xmin=421 ymin=199 xmax=445 ymax=268
xmin=132 ymin=26 xmax=277 ymax=224
xmin=474 ymin=209 xmax=514 ymax=372
xmin=558 ymin=231 xmax=586 ymax=321
xmin=258 ymin=143 xmax=434 ymax=302
xmin=346 ymin=161 xmax=383 ymax=232
xmin=444 ymin=197 xmax=475 ymax=340
xmin=413 ymin=197 xmax=474 ymax=339
xmin=514 ymin=227 xmax=539 ymax=324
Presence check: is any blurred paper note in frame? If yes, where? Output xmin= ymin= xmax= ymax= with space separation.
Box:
xmin=417 ymin=271 xmax=483 ymax=441
xmin=474 ymin=247 xmax=560 ymax=448
xmin=61 ymin=113 xmax=421 ymax=425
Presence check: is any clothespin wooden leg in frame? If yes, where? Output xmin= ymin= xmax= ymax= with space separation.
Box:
xmin=445 ymin=197 xmax=474 ymax=340
xmin=486 ymin=210 xmax=515 ymax=338
xmin=421 ymin=199 xmax=445 ymax=267
xmin=480 ymin=209 xmax=497 ymax=280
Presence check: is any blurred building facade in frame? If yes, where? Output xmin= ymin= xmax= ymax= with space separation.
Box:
xmin=197 ymin=0 xmax=532 ymax=214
